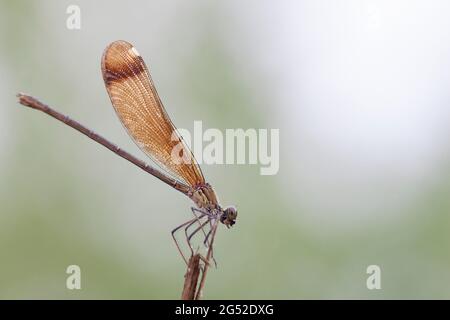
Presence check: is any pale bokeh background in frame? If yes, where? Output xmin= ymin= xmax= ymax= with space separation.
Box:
xmin=0 ymin=0 xmax=450 ymax=299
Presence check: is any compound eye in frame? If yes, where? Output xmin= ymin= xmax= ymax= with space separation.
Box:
xmin=225 ymin=206 xmax=237 ymax=219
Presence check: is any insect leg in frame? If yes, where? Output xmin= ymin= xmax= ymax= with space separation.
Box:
xmin=184 ymin=214 xmax=207 ymax=256
xmin=171 ymin=217 xmax=201 ymax=265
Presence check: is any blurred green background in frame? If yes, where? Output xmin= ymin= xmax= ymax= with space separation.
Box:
xmin=1 ymin=0 xmax=450 ymax=299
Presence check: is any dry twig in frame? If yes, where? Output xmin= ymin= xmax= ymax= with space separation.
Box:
xmin=181 ymin=254 xmax=201 ymax=300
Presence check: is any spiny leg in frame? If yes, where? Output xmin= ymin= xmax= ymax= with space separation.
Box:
xmin=186 ymin=215 xmax=219 ymax=267
xmin=191 ymin=207 xmax=212 ymax=239
xmin=171 ymin=216 xmax=203 ymax=265
xmin=203 ymin=215 xmax=219 ymax=267
xmin=185 ymin=207 xmax=211 ymax=251
xmin=191 ymin=207 xmax=216 ymax=247
xmin=184 ymin=214 xmax=208 ymax=256
xmin=202 ymin=219 xmax=219 ymax=268
xmin=188 ymin=219 xmax=210 ymax=244
xmin=199 ymin=221 xmax=218 ymax=267
xmin=186 ymin=216 xmax=219 ymax=267
xmin=189 ymin=208 xmax=210 ymax=240
xmin=171 ymin=209 xmax=210 ymax=265
xmin=189 ymin=207 xmax=214 ymax=248
xmin=203 ymin=224 xmax=214 ymax=247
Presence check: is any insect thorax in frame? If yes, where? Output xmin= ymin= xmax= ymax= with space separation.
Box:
xmin=190 ymin=183 xmax=220 ymax=212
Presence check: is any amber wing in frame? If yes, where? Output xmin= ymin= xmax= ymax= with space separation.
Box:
xmin=101 ymin=40 xmax=205 ymax=187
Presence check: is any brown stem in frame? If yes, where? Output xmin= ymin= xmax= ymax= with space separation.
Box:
xmin=181 ymin=254 xmax=201 ymax=300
